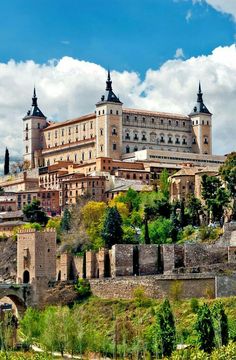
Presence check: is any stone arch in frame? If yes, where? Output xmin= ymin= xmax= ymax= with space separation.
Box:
xmin=0 ymin=294 xmax=26 ymax=318
xmin=23 ymin=270 xmax=30 ymax=284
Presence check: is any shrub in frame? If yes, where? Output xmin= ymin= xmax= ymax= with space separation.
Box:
xmin=190 ymin=298 xmax=199 ymax=314
xmin=74 ymin=279 xmax=91 ymax=299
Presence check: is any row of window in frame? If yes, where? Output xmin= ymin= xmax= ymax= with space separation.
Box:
xmin=192 ymin=120 xmax=210 ymax=126
xmin=47 ymin=122 xmax=94 ymax=140
xmin=124 ymin=115 xmax=187 ymax=127
xmin=97 ymin=109 xmax=119 ymax=116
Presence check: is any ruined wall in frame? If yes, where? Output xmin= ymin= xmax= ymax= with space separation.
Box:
xmin=89 ymin=274 xmax=215 ymax=299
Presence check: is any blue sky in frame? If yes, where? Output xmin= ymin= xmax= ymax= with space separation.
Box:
xmin=0 ymin=0 xmax=235 ymax=75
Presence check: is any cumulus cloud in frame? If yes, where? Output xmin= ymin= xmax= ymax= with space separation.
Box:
xmin=186 ymin=9 xmax=192 ymax=22
xmin=193 ymin=0 xmax=236 ymax=21
xmin=174 ymin=48 xmax=185 ymax=59
xmin=0 ymin=45 xmax=236 ymax=158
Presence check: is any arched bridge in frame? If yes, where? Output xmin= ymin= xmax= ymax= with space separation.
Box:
xmin=0 ymin=283 xmax=31 ymax=316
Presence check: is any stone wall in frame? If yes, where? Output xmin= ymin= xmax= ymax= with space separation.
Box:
xmin=89 ymin=274 xmax=215 ymax=299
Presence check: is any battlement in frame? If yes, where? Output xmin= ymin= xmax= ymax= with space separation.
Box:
xmin=18 ymin=228 xmax=56 ymax=234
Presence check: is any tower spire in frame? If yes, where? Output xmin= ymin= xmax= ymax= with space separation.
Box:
xmin=189 ymin=82 xmax=211 ymax=115
xmin=106 ymin=69 xmax=112 ymax=91
xmin=32 ymin=86 xmax=38 ymax=107
xmin=197 ymin=81 xmax=203 ymax=103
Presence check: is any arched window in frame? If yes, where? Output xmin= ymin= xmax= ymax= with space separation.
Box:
xmin=23 ymin=270 xmax=30 ymax=284
xmin=126 ymin=145 xmax=130 ymax=153
xmin=112 ymin=127 xmax=117 ymax=135
xmin=204 ymin=137 xmax=208 ymax=144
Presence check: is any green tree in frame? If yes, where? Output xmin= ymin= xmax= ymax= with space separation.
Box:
xmin=179 ymin=200 xmax=186 ymax=228
xmin=220 ymin=152 xmax=236 ymax=220
xmin=118 ymin=188 xmax=141 ymax=212
xmin=23 ymin=199 xmax=48 ymax=225
xmin=156 ymin=299 xmax=176 ymax=357
xmin=159 ymin=168 xmax=170 ymax=199
xmin=101 ymin=206 xmax=123 ymax=248
xmin=195 ymin=303 xmax=215 ymax=353
xmin=143 ymin=217 xmax=173 ymax=244
xmin=201 ymin=175 xmax=230 ymax=222
xmin=144 ymin=215 xmax=150 ymax=244
xmin=212 ymin=302 xmax=229 ymax=348
xmin=60 ymin=208 xmax=71 ymax=232
xmin=4 ymin=147 xmax=9 ymax=175
xmin=20 ymin=307 xmax=42 ymax=345
xmin=186 ymin=194 xmax=202 ymax=226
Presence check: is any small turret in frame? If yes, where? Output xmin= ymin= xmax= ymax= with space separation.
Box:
xmin=23 ymin=88 xmax=47 ymax=168
xmin=95 ymin=71 xmax=123 ymax=159
xmin=190 ymin=83 xmax=212 ymax=155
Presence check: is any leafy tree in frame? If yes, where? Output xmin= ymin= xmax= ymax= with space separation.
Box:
xmin=122 ymin=225 xmax=138 ymax=244
xmin=156 ymin=299 xmax=176 ymax=357
xmin=143 ymin=217 xmax=173 ymax=244
xmin=186 ymin=194 xmax=202 ymax=226
xmin=201 ymin=175 xmax=230 ymax=222
xmin=20 ymin=307 xmax=42 ymax=345
xmin=220 ymin=152 xmax=236 ymax=220
xmin=159 ymin=168 xmax=170 ymax=199
xmin=101 ymin=206 xmax=123 ymax=248
xmin=60 ymin=207 xmax=71 ymax=232
xmin=81 ymin=201 xmax=107 ymax=245
xmin=212 ymin=302 xmax=229 ymax=348
xmin=118 ymin=188 xmax=141 ymax=212
xmin=23 ymin=200 xmax=48 ymax=225
xmin=22 ymin=222 xmax=42 ymax=231
xmin=4 ymin=147 xmax=9 ymax=175
xmin=195 ymin=303 xmax=215 ymax=353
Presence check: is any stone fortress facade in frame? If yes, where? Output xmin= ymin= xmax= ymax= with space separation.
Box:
xmin=23 ymin=72 xmax=217 ymax=170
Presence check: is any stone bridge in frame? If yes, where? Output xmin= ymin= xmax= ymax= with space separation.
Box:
xmin=0 ymin=283 xmax=32 ymax=316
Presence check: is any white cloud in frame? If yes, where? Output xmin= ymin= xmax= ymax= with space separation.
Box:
xmin=174 ymin=48 xmax=185 ymax=58
xmin=186 ymin=9 xmax=192 ymax=22
xmin=0 ymin=45 xmax=236 ymax=158
xmin=193 ymin=0 xmax=236 ymax=21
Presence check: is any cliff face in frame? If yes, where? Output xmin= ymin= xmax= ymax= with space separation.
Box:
xmin=0 ymin=237 xmax=17 ymax=282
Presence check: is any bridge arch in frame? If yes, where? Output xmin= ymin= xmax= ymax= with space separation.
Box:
xmin=0 ymin=294 xmax=26 ymax=318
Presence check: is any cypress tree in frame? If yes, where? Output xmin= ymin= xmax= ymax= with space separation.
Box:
xmin=212 ymin=302 xmax=229 ymax=347
xmin=4 ymin=147 xmax=9 ymax=175
xmin=144 ymin=216 xmax=150 ymax=244
xmin=101 ymin=206 xmax=123 ymax=248
xmin=156 ymin=298 xmax=176 ymax=357
xmin=195 ymin=303 xmax=215 ymax=353
xmin=60 ymin=208 xmax=71 ymax=232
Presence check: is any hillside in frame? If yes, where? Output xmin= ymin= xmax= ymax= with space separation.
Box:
xmin=0 ymin=237 xmax=17 ymax=282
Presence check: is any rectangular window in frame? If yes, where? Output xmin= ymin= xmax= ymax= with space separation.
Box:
xmin=113 ymin=143 xmax=117 ymax=150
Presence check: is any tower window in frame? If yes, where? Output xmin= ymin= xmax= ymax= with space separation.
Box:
xmin=110 ymin=109 xmax=113 ymax=114
xmin=207 ymin=121 xmax=209 ymax=125
xmin=176 ymin=121 xmax=178 ymax=126
xmin=183 ymin=122 xmax=185 ymax=126
xmin=37 ymin=123 xmax=40 ymax=129
xmin=102 ymin=110 xmax=105 ymax=114
xmin=100 ymin=145 xmax=103 ymax=152
xmin=196 ymin=120 xmax=198 ymax=125
xmin=25 ymin=123 xmax=28 ymax=131
xmin=113 ymin=143 xmax=117 ymax=150
xmin=112 ymin=127 xmax=117 ymax=135
xmin=116 ymin=110 xmax=119 ymax=115
xmin=193 ymin=138 xmax=196 ymax=144
xmin=100 ymin=129 xmax=103 ymax=136
xmin=204 ymin=137 xmax=208 ymax=144
xmin=48 ymin=133 xmax=50 ymax=140
xmin=26 ymin=146 xmax=28 ymax=153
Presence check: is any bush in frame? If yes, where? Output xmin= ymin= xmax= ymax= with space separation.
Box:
xmin=190 ymin=298 xmax=199 ymax=314
xmin=74 ymin=279 xmax=91 ymax=299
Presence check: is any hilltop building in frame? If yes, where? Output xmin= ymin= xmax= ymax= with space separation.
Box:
xmin=23 ymin=73 xmax=222 ymax=170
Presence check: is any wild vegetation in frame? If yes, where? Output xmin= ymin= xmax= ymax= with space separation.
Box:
xmin=13 ymin=295 xmax=236 ymax=358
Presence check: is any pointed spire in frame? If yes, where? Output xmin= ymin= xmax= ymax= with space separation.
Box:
xmin=106 ymin=69 xmax=112 ymax=91
xmin=32 ymin=86 xmax=38 ymax=107
xmin=197 ymin=81 xmax=203 ymax=103
xmin=189 ymin=82 xmax=211 ymax=116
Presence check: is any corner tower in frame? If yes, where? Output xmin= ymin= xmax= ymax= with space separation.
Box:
xmin=95 ymin=71 xmax=123 ymax=159
xmin=189 ymin=83 xmax=212 ymax=155
xmin=23 ymin=88 xmax=47 ymax=168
